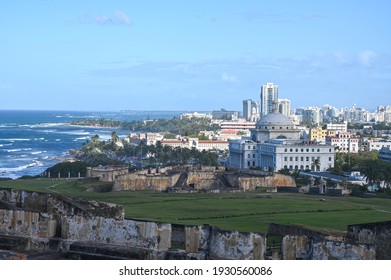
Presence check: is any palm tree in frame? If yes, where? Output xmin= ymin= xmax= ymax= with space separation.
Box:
xmin=360 ymin=159 xmax=385 ymax=190
xmin=111 ymin=131 xmax=119 ymax=143
xmin=311 ymin=158 xmax=321 ymax=171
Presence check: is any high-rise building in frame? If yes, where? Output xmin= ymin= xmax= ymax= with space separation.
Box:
xmin=242 ymin=99 xmax=260 ymax=122
xmin=278 ymin=98 xmax=291 ymax=117
xmin=260 ymin=82 xmax=278 ymax=116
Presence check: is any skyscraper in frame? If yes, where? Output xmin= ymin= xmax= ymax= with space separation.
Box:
xmin=243 ymin=99 xmax=260 ymax=121
xmin=260 ymin=82 xmax=278 ymax=116
xmin=278 ymin=98 xmax=291 ymax=117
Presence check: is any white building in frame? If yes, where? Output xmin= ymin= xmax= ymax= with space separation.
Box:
xmin=220 ymin=119 xmax=256 ymax=130
xmin=161 ymin=138 xmax=228 ymax=151
xmin=243 ymin=99 xmax=260 ymax=122
xmin=326 ymin=122 xmax=348 ymax=132
xmin=302 ymin=107 xmax=321 ymax=125
xmin=326 ymin=132 xmax=359 ymax=153
xmin=362 ymin=138 xmax=391 ymax=152
xmin=278 ymin=98 xmax=291 ymax=117
xmin=228 ymin=108 xmax=335 ymax=171
xmin=260 ymin=82 xmax=278 ymax=116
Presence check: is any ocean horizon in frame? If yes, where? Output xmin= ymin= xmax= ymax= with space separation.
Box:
xmin=0 ymin=110 xmax=186 ymax=179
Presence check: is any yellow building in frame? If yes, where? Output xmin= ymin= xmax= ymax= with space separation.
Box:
xmin=309 ymin=128 xmax=336 ymax=143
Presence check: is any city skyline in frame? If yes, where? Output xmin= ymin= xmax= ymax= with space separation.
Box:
xmin=1 ymin=1 xmax=390 ymax=111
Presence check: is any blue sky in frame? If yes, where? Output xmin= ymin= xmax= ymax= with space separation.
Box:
xmin=1 ymin=0 xmax=390 ymax=111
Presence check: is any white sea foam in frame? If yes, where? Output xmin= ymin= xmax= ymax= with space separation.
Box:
xmin=0 ymin=138 xmax=31 ymax=141
xmin=6 ymin=149 xmax=22 ymax=153
xmin=59 ymin=130 xmax=91 ymax=136
xmin=19 ymin=123 xmax=66 ymax=129
xmin=0 ymin=160 xmax=43 ymax=173
xmin=31 ymin=151 xmax=46 ymax=155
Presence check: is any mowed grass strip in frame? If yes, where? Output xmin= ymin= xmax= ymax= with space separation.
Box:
xmin=1 ymin=179 xmax=391 ymax=233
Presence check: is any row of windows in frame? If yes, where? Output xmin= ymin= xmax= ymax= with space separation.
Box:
xmin=284 ymin=156 xmax=333 ymax=162
xmin=284 ymin=148 xmax=332 ymax=153
xmin=262 ymin=126 xmax=292 ymax=130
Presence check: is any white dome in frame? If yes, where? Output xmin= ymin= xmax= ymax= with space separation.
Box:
xmin=256 ymin=112 xmax=294 ymax=128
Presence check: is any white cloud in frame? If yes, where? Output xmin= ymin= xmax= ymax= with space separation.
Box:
xmin=0 ymin=84 xmax=13 ymax=91
xmin=221 ymin=73 xmax=238 ymax=83
xmin=358 ymin=50 xmax=377 ymax=67
xmin=81 ymin=11 xmax=131 ymax=26
xmin=114 ymin=10 xmax=132 ymax=26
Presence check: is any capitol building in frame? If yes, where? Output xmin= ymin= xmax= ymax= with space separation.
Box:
xmin=228 ymin=107 xmax=335 ymax=172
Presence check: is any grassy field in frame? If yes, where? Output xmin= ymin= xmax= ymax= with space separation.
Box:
xmin=1 ymin=178 xmax=391 ymax=233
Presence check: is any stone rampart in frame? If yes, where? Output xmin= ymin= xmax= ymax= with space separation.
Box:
xmin=0 ymin=188 xmax=388 ymax=260
xmin=0 ymin=209 xmax=57 ymax=239
xmin=238 ymin=174 xmax=296 ymax=191
xmin=347 ymin=221 xmax=391 ymax=259
xmin=62 ymin=216 xmax=171 ymax=251
xmin=0 ymin=189 xmax=124 ymax=219
xmin=209 ymin=228 xmax=266 ymax=260
xmin=113 ymin=173 xmax=181 ymax=192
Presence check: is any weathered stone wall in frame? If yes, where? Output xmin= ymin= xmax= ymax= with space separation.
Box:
xmin=61 ymin=215 xmax=171 ymax=251
xmin=312 ymin=240 xmax=375 ymax=260
xmin=347 ymin=221 xmax=391 ymax=259
xmin=113 ymin=173 xmax=181 ymax=192
xmin=185 ymin=225 xmax=210 ymax=254
xmin=281 ymin=235 xmax=375 ymax=260
xmin=238 ymin=174 xmax=296 ymax=191
xmin=0 ymin=209 xmax=56 ymax=239
xmin=209 ymin=228 xmax=266 ymax=260
xmin=187 ymin=171 xmax=218 ymax=190
xmin=0 ymin=189 xmax=124 ymax=219
xmin=282 ymin=235 xmax=311 ymax=260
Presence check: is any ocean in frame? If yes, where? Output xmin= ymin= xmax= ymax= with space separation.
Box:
xmin=0 ymin=110 xmax=184 ymax=179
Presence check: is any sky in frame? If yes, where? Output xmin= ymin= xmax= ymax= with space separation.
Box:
xmin=0 ymin=0 xmax=390 ymax=111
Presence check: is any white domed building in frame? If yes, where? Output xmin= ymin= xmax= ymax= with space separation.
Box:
xmin=228 ymin=108 xmax=335 ymax=171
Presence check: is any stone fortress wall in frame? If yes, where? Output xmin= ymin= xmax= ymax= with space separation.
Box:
xmin=1 ymin=188 xmax=390 ymax=259
xmin=112 ymin=166 xmax=296 ymax=192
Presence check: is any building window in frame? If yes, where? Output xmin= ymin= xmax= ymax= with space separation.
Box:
xmin=247 ymin=154 xmax=251 ymax=158
xmin=290 ymin=157 xmax=293 ymax=161
xmin=329 ymin=157 xmax=332 ymax=161
xmin=301 ymin=149 xmax=304 ymax=152
xmin=253 ymin=154 xmax=256 ymax=158
xmin=317 ymin=148 xmax=320 ymax=152
xmin=306 ymin=149 xmax=309 ymax=152
xmin=301 ymin=157 xmax=304 ymax=161
xmin=290 ymin=149 xmax=293 ymax=152
xmin=284 ymin=157 xmax=288 ymax=161
xmin=284 ymin=148 xmax=287 ymax=152
xmin=295 ymin=157 xmax=298 ymax=161
xmin=306 ymin=157 xmax=309 ymax=161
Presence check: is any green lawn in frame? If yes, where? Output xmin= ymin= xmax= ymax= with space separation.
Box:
xmin=1 ymin=178 xmax=391 ymax=233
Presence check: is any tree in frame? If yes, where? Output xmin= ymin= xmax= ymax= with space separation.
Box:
xmin=359 ymin=159 xmax=385 ymax=188
xmin=111 ymin=131 xmax=120 ymax=143
xmin=311 ymin=158 xmax=321 ymax=171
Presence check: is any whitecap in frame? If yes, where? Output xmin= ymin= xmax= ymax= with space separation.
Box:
xmin=6 ymin=149 xmax=22 ymax=153
xmin=0 ymin=138 xmax=31 ymax=141
xmin=59 ymin=130 xmax=91 ymax=136
xmin=19 ymin=123 xmax=67 ymax=129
